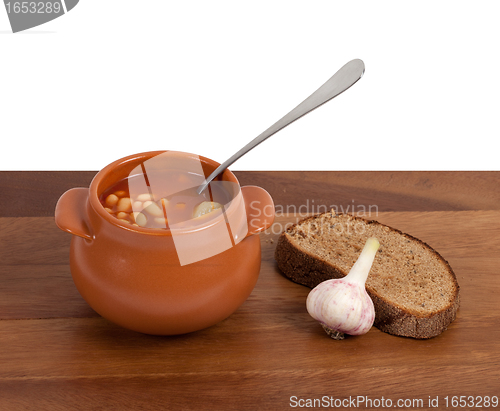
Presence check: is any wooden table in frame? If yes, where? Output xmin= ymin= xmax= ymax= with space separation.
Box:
xmin=1 ymin=171 xmax=499 ymax=410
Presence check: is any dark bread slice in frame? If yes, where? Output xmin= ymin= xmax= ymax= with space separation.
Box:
xmin=275 ymin=212 xmax=460 ymax=339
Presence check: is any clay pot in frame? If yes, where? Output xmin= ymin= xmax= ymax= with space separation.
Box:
xmin=55 ymin=151 xmax=274 ymax=335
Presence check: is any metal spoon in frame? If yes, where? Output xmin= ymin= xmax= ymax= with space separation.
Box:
xmin=197 ymin=58 xmax=365 ymax=194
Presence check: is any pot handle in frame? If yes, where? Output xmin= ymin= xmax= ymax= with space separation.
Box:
xmin=55 ymin=188 xmax=93 ymax=241
xmin=241 ymin=185 xmax=275 ymax=236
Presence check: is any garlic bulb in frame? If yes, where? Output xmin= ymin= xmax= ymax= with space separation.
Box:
xmin=306 ymin=237 xmax=380 ymax=340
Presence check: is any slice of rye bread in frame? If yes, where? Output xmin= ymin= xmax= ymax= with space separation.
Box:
xmin=275 ymin=212 xmax=460 ymax=339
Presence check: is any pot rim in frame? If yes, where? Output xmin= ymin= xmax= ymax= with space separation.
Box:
xmin=89 ymin=150 xmax=243 ymax=237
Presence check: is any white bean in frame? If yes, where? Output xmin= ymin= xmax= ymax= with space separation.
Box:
xmin=135 ymin=212 xmax=148 ymax=227
xmin=154 ymin=217 xmax=168 ymax=226
xmin=116 ymin=212 xmax=129 ymax=220
xmin=132 ymin=201 xmax=143 ymax=211
xmin=144 ymin=202 xmax=163 ymax=217
xmin=116 ymin=197 xmax=132 ymax=212
xmin=137 ymin=193 xmax=153 ymax=202
xmin=105 ymin=194 xmax=119 ymax=207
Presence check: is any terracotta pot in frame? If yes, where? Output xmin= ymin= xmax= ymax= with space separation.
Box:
xmin=55 ymin=151 xmax=275 ymax=335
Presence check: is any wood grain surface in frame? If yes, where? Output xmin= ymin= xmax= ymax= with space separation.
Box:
xmin=2 ymin=171 xmax=500 ymax=217
xmin=0 ymin=172 xmax=499 ymax=410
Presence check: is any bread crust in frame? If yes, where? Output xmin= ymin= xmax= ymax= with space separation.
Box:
xmin=274 ymin=212 xmax=460 ymax=339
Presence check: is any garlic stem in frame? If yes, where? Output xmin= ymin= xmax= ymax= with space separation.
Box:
xmin=345 ymin=237 xmax=380 ymax=285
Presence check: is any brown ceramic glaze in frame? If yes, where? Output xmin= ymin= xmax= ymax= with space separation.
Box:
xmin=55 ymin=151 xmax=275 ymax=335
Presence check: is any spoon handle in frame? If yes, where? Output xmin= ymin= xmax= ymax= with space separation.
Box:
xmin=198 ymin=58 xmax=365 ymax=194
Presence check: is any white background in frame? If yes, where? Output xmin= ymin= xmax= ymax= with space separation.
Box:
xmin=1 ymin=1 xmax=499 ymax=171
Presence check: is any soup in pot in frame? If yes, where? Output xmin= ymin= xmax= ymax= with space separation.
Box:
xmin=99 ymin=171 xmax=234 ymax=230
